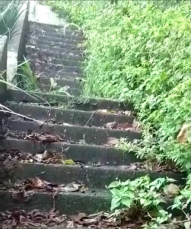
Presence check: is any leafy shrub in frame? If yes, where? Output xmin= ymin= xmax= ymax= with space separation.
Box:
xmin=48 ymin=1 xmax=191 ymax=171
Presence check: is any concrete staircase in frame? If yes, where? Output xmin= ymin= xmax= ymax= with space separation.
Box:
xmin=0 ymin=19 xmax=184 ymax=228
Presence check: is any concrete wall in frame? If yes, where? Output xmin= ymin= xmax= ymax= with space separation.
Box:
xmin=7 ymin=1 xmax=29 ymax=85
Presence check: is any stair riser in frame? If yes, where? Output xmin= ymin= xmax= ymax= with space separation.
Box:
xmin=29 ymin=33 xmax=84 ymax=43
xmin=28 ymin=36 xmax=83 ymax=49
xmin=8 ymin=104 xmax=134 ymax=127
xmin=38 ymin=77 xmax=81 ymax=88
xmin=7 ymin=120 xmax=141 ymax=145
xmin=26 ymin=46 xmax=84 ymax=60
xmin=38 ymin=85 xmax=81 ymax=96
xmin=10 ymin=163 xmax=184 ymax=189
xmin=29 ymin=30 xmax=83 ymax=41
xmin=3 ymin=138 xmax=141 ymax=165
xmin=26 ymin=44 xmax=83 ymax=56
xmin=0 ymin=191 xmax=110 ymax=215
xmin=30 ymin=60 xmax=82 ymax=74
xmin=29 ymin=21 xmax=83 ymax=34
xmin=7 ymin=90 xmax=134 ymax=111
xmin=29 ymin=22 xmax=83 ymax=39
xmin=27 ymin=53 xmax=82 ymax=67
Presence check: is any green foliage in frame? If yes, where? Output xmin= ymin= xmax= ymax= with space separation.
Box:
xmin=15 ymin=58 xmax=38 ymax=91
xmin=0 ymin=1 xmax=26 ymax=39
xmin=108 ymin=175 xmax=176 ymax=228
xmin=48 ymin=0 xmax=191 ymax=172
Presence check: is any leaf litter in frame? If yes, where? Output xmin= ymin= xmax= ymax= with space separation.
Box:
xmin=8 ymin=177 xmax=88 ymax=203
xmin=7 ymin=131 xmax=63 ymax=143
xmin=104 ymin=120 xmax=141 ymax=132
xmin=0 ymin=208 xmax=158 ymax=229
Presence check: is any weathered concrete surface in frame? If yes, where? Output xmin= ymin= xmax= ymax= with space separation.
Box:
xmin=11 ymin=163 xmax=185 ymax=189
xmin=8 ymin=103 xmax=135 ymax=126
xmin=7 ymin=120 xmax=141 ymax=145
xmin=3 ymin=138 xmax=141 ymax=165
xmin=0 ymin=190 xmax=110 ymax=214
xmin=7 ymin=1 xmax=29 ymax=85
xmin=7 ymin=90 xmax=134 ymax=111
xmin=28 ymin=1 xmax=68 ymax=26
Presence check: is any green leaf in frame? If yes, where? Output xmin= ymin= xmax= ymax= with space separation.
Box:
xmin=108 ymin=181 xmax=120 ymax=189
xmin=110 ymin=196 xmax=121 ymax=211
xmin=121 ymin=197 xmax=133 ymax=208
xmin=62 ymin=159 xmax=75 ymax=165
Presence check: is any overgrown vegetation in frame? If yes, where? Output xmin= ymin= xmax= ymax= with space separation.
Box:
xmin=108 ymin=175 xmax=191 ymax=228
xmin=46 ymin=1 xmax=191 ymax=226
xmin=0 ymin=0 xmax=25 ymax=39
xmin=47 ymin=0 xmax=191 ymax=173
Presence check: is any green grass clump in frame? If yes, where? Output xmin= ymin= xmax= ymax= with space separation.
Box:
xmin=48 ymin=0 xmax=191 ymax=171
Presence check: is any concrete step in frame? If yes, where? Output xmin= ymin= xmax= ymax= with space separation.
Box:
xmin=29 ymin=60 xmax=82 ymax=75
xmin=28 ymin=35 xmax=83 ymax=49
xmin=28 ymin=26 xmax=84 ymax=42
xmin=37 ymin=77 xmax=81 ymax=89
xmin=7 ymin=103 xmax=134 ymax=127
xmin=6 ymin=119 xmax=141 ymax=145
xmin=3 ymin=138 xmax=141 ymax=165
xmin=27 ymin=53 xmax=82 ymax=68
xmin=37 ymin=84 xmax=81 ymax=96
xmin=26 ymin=46 xmax=84 ymax=61
xmin=29 ymin=21 xmax=84 ymax=40
xmin=7 ymin=90 xmax=134 ymax=111
xmin=28 ymin=31 xmax=84 ymax=43
xmin=30 ymin=69 xmax=82 ymax=79
xmin=0 ymin=189 xmax=110 ymax=214
xmin=26 ymin=44 xmax=83 ymax=56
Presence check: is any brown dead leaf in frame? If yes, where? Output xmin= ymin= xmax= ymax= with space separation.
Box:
xmin=105 ymin=137 xmax=119 ymax=146
xmin=24 ymin=133 xmax=63 ymax=143
xmin=96 ymin=109 xmax=109 ymax=114
xmin=163 ymin=183 xmax=180 ymax=197
xmin=177 ymin=123 xmax=191 ymax=143
xmin=104 ymin=122 xmax=118 ymax=129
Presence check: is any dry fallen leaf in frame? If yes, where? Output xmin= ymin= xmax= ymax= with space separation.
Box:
xmin=105 ymin=137 xmax=119 ymax=146
xmin=163 ymin=183 xmax=180 ymax=197
xmin=177 ymin=123 xmax=191 ymax=143
xmin=104 ymin=122 xmax=118 ymax=129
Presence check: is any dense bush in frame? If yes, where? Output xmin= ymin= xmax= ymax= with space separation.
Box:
xmin=48 ymin=1 xmax=191 ymax=171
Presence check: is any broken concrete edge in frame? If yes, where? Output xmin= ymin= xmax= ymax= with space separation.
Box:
xmin=7 ymin=89 xmax=134 ymax=111
xmin=11 ymin=163 xmax=185 ymax=189
xmin=7 ymin=0 xmax=29 ymax=85
xmin=3 ymin=138 xmax=141 ymax=165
